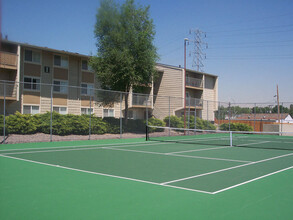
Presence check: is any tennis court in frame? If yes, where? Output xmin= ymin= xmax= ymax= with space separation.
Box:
xmin=1 ymin=128 xmax=293 ymax=219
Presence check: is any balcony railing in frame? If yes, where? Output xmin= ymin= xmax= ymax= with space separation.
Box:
xmin=0 ymin=51 xmax=18 ymax=69
xmin=0 ymin=82 xmax=18 ymax=100
xmin=185 ymin=97 xmax=203 ymax=108
xmin=132 ymin=94 xmax=152 ymax=107
xmin=186 ymin=77 xmax=203 ymax=88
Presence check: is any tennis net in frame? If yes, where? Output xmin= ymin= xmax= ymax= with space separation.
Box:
xmin=146 ymin=125 xmax=293 ymax=150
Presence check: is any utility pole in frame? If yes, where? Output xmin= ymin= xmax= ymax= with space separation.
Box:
xmin=184 ymin=38 xmax=189 ymax=134
xmin=277 ymin=84 xmax=280 ymax=123
xmin=189 ymin=29 xmax=208 ymax=72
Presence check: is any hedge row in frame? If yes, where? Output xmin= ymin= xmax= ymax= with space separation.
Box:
xmin=163 ymin=115 xmax=217 ymax=130
xmin=0 ymin=112 xmax=164 ymax=136
xmin=219 ymin=123 xmax=253 ymax=131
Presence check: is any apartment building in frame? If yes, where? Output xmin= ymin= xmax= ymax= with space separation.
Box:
xmin=153 ymin=64 xmax=218 ymax=121
xmin=0 ymin=40 xmax=218 ymax=121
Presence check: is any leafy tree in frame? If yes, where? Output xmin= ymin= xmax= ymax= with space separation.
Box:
xmin=91 ymin=0 xmax=158 ymax=120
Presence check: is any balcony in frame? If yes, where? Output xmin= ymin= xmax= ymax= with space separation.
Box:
xmin=0 ymin=51 xmax=18 ymax=70
xmin=0 ymin=82 xmax=18 ymax=100
xmin=186 ymin=77 xmax=203 ymax=89
xmin=185 ymin=97 xmax=203 ymax=109
xmin=131 ymin=94 xmax=152 ymax=108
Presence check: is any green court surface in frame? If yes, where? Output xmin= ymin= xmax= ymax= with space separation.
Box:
xmin=1 ymin=135 xmax=293 ymax=219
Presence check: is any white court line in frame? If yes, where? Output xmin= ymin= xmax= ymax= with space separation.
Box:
xmin=2 ymin=142 xmax=171 ymax=155
xmin=104 ymin=147 xmax=251 ymax=163
xmin=0 ymin=154 xmax=213 ymax=195
xmin=213 ymin=165 xmax=293 ymax=194
xmin=160 ymin=152 xmax=293 ymax=185
xmin=0 ymin=141 xmax=156 ymax=152
xmin=165 ymin=146 xmax=231 ymax=155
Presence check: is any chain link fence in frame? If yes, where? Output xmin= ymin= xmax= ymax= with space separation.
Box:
xmin=0 ymin=80 xmax=292 ymax=144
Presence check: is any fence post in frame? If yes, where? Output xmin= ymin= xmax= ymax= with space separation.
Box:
xmin=88 ymin=89 xmax=92 ymax=140
xmin=50 ymin=84 xmax=53 ymax=142
xmin=188 ymin=96 xmax=190 ymax=135
xmin=253 ymin=103 xmax=256 ymax=131
xmin=228 ymin=102 xmax=231 ymax=131
xmin=3 ymin=83 xmax=6 ymax=144
xmin=207 ymin=100 xmax=209 ymax=122
xmin=194 ymin=98 xmax=197 ymax=134
xmin=120 ymin=93 xmax=122 ymax=139
xmin=281 ymin=102 xmax=284 ymax=133
xmin=145 ymin=95 xmax=148 ymax=126
xmin=168 ymin=96 xmax=171 ymax=136
xmin=218 ymin=101 xmax=221 ymax=128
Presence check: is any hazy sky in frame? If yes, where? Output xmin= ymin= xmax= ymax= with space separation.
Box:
xmin=2 ymin=0 xmax=293 ymax=103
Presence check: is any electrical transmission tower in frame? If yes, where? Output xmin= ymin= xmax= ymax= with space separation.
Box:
xmin=189 ymin=29 xmax=208 ymax=72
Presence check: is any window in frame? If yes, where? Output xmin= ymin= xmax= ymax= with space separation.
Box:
xmin=81 ymin=108 xmax=93 ymax=115
xmin=23 ymin=105 xmax=40 ymax=114
xmin=53 ymin=107 xmax=67 ymax=115
xmin=54 ymin=55 xmax=68 ymax=68
xmin=53 ymin=80 xmax=68 ymax=93
xmin=24 ymin=77 xmax=40 ymax=91
xmin=82 ymin=60 xmax=93 ymax=71
xmin=24 ymin=49 xmax=41 ymax=63
xmin=81 ymin=83 xmax=94 ymax=96
xmin=103 ymin=109 xmax=114 ymax=117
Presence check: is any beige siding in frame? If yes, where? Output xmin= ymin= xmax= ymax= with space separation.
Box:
xmin=67 ymin=56 xmax=81 ymax=114
xmin=153 ymin=65 xmax=183 ymax=120
xmin=202 ymin=75 xmax=218 ymax=121
xmin=40 ymin=51 xmax=53 ymax=113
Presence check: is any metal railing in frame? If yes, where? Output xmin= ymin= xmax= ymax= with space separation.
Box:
xmin=132 ymin=94 xmax=152 ymax=106
xmin=186 ymin=76 xmax=203 ymax=88
xmin=185 ymin=97 xmax=203 ymax=107
xmin=0 ymin=81 xmax=18 ymax=99
xmin=0 ymin=51 xmax=18 ymax=68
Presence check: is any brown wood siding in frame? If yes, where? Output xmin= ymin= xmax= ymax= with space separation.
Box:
xmin=82 ymin=72 xmax=95 ymax=83
xmin=24 ymin=63 xmax=41 ymax=77
xmin=54 ymin=67 xmax=68 ymax=80
xmin=23 ymin=91 xmax=40 ymax=104
xmin=81 ymin=99 xmax=90 ymax=107
xmin=53 ymin=93 xmax=67 ymax=105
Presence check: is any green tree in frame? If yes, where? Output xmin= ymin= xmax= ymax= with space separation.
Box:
xmin=91 ymin=0 xmax=158 ymax=120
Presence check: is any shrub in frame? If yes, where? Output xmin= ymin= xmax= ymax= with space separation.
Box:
xmin=147 ymin=117 xmax=165 ymax=132
xmin=220 ymin=123 xmax=253 ymax=131
xmin=6 ymin=112 xmax=38 ymax=134
xmin=164 ymin=115 xmax=184 ymax=128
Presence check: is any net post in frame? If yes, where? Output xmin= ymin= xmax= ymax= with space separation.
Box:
xmin=50 ymin=84 xmax=53 ymax=142
xmin=145 ymin=95 xmax=148 ymax=126
xmin=145 ymin=125 xmax=148 ymax=141
xmin=229 ymin=131 xmax=233 ymax=147
xmin=3 ymin=82 xmax=6 ymax=144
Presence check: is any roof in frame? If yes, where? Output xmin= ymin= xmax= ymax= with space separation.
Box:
xmin=236 ymin=113 xmax=290 ymax=120
xmin=1 ymin=40 xmax=217 ymax=78
xmin=152 ymin=63 xmax=218 ymax=78
xmin=1 ymin=39 xmax=90 ymax=58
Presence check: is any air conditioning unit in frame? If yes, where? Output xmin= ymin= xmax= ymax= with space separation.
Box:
xmin=44 ymin=66 xmax=50 ymax=73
